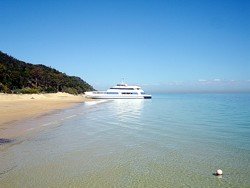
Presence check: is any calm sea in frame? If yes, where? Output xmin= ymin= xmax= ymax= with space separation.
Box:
xmin=1 ymin=94 xmax=250 ymax=187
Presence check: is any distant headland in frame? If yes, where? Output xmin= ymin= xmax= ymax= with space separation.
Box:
xmin=0 ymin=51 xmax=94 ymax=94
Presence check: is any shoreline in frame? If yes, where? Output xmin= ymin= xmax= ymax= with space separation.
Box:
xmin=0 ymin=92 xmax=94 ymax=139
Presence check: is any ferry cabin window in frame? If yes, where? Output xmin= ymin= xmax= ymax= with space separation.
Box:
xmin=141 ymin=92 xmax=145 ymax=94
xmin=107 ymin=92 xmax=119 ymax=94
xmin=121 ymin=92 xmax=138 ymax=95
xmin=117 ymin=84 xmax=126 ymax=86
xmin=110 ymin=88 xmax=135 ymax=90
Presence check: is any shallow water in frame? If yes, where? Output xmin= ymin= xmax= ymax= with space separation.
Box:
xmin=1 ymin=94 xmax=250 ymax=187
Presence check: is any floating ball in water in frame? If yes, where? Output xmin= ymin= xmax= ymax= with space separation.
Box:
xmin=216 ymin=169 xmax=223 ymax=175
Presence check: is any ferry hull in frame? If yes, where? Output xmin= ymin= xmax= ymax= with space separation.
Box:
xmin=85 ymin=93 xmax=151 ymax=99
xmin=86 ymin=95 xmax=151 ymax=99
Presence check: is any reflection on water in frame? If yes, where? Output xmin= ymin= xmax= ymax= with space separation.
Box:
xmin=0 ymin=94 xmax=250 ymax=187
xmin=112 ymin=99 xmax=144 ymax=113
xmin=111 ymin=99 xmax=144 ymax=130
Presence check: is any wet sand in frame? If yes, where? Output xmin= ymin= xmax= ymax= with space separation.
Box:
xmin=0 ymin=92 xmax=93 ymax=138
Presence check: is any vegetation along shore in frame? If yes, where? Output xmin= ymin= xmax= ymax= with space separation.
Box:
xmin=0 ymin=51 xmax=94 ymax=94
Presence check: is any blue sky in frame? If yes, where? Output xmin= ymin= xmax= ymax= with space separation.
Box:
xmin=1 ymin=0 xmax=249 ymax=92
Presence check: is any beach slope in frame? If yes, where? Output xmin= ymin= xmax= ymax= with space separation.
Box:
xmin=0 ymin=92 xmax=91 ymax=130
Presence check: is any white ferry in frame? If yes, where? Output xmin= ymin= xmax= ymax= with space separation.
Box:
xmin=85 ymin=83 xmax=152 ymax=99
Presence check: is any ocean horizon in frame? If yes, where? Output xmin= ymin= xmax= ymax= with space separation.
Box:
xmin=1 ymin=93 xmax=250 ymax=187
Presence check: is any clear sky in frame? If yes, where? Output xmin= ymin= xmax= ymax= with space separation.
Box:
xmin=1 ymin=0 xmax=250 ymax=92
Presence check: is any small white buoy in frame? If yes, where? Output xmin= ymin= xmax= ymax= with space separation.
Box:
xmin=216 ymin=169 xmax=223 ymax=175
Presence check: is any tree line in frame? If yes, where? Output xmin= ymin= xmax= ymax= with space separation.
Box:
xmin=0 ymin=51 xmax=94 ymax=94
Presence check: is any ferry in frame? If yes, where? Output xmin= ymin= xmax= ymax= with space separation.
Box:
xmin=85 ymin=83 xmax=152 ymax=99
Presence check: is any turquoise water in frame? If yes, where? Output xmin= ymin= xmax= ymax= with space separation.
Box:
xmin=1 ymin=94 xmax=250 ymax=187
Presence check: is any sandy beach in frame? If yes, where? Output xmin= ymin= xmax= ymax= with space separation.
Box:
xmin=0 ymin=92 xmax=93 ymax=138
